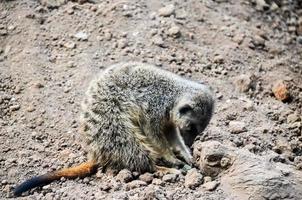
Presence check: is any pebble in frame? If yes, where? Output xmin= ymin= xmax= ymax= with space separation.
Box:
xmin=64 ymin=41 xmax=76 ymax=49
xmin=289 ymin=122 xmax=301 ymax=129
xmin=168 ymin=25 xmax=181 ymax=37
xmin=0 ymin=29 xmax=8 ymax=36
xmin=272 ymin=80 xmax=290 ymax=102
xmin=117 ymin=39 xmax=128 ymax=49
xmin=126 ymin=180 xmax=147 ymax=190
xmin=176 ymin=9 xmax=187 ymax=19
xmin=152 ymin=178 xmax=164 ymax=186
xmin=33 ymin=81 xmax=44 ymax=88
xmin=184 ymin=168 xmax=203 ymax=189
xmin=255 ymin=0 xmax=269 ymax=11
xmin=243 ymin=100 xmax=254 ymax=111
xmin=66 ymin=61 xmax=76 ymax=68
xmin=104 ymin=31 xmax=112 ymax=41
xmin=10 ymin=104 xmax=20 ymax=111
xmin=287 ymin=113 xmax=300 ymax=124
xmin=203 ymin=176 xmax=212 ymax=183
xmin=229 ymin=121 xmax=247 ymax=134
xmin=162 ymin=173 xmax=177 ymax=183
xmin=139 ymin=173 xmax=154 ymax=183
xmin=74 ymin=31 xmax=89 ymax=41
xmin=158 ymin=4 xmax=175 ymax=17
xmin=232 ymin=33 xmax=245 ymax=44
xmin=14 ymin=86 xmax=21 ymax=94
xmin=100 ymin=181 xmax=112 ymax=191
xmin=203 ymin=180 xmax=220 ymax=191
xmin=213 ymin=55 xmax=224 ymax=64
xmin=152 ymin=35 xmax=165 ymax=47
xmin=233 ymin=74 xmax=254 ymax=93
xmin=66 ymin=8 xmax=74 ymax=15
xmin=116 ymin=169 xmax=133 ymax=183
xmin=252 ymin=35 xmax=265 ymax=47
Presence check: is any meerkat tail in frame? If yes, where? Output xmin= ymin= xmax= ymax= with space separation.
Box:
xmin=13 ymin=160 xmax=98 ymax=197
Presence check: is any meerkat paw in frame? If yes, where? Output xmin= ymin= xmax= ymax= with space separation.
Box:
xmin=155 ymin=165 xmax=182 ymax=177
xmin=161 ymin=154 xmax=186 ymax=168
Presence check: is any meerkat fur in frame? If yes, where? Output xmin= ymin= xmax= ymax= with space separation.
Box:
xmin=14 ymin=62 xmax=214 ymax=196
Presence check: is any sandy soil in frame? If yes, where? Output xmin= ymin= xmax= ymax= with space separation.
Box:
xmin=0 ymin=0 xmax=301 ymax=199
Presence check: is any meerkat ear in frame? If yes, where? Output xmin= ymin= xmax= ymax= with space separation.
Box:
xmin=179 ymin=104 xmax=192 ymax=115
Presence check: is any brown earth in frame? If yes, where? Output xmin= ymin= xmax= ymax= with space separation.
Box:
xmin=0 ymin=0 xmax=301 ymax=199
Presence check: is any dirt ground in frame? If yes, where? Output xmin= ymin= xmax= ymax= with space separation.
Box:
xmin=0 ymin=0 xmax=301 ymax=199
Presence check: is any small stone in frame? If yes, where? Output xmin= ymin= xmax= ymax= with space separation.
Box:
xmin=168 ymin=25 xmax=181 ymax=38
xmin=117 ymin=39 xmax=128 ymax=49
xmin=0 ymin=29 xmax=8 ymax=36
xmin=42 ymin=184 xmax=50 ymax=190
xmin=233 ymin=74 xmax=254 ymax=93
xmin=104 ymin=31 xmax=112 ymax=41
xmin=83 ymin=177 xmax=89 ymax=184
xmin=184 ymin=168 xmax=203 ymax=189
xmin=272 ymin=80 xmax=290 ymax=102
xmin=213 ymin=55 xmax=224 ymax=64
xmin=243 ymin=100 xmax=254 ymax=111
xmin=100 ymin=181 xmax=111 ymax=191
xmin=255 ymin=0 xmax=269 ymax=11
xmin=175 ymin=9 xmax=187 ymax=19
xmin=14 ymin=86 xmax=22 ymax=94
xmin=162 ymin=173 xmax=177 ymax=183
xmin=252 ymin=35 xmax=265 ymax=47
xmin=289 ymin=122 xmax=301 ymax=129
xmin=40 ymin=0 xmax=66 ymax=8
xmin=182 ymin=164 xmax=192 ymax=172
xmin=74 ymin=31 xmax=89 ymax=41
xmin=158 ymin=4 xmax=175 ymax=17
xmin=33 ymin=82 xmax=44 ymax=88
xmin=66 ymin=8 xmax=74 ymax=15
xmin=152 ymin=36 xmax=165 ymax=47
xmin=287 ymin=113 xmax=300 ymax=124
xmin=96 ymin=171 xmax=103 ymax=178
xmin=152 ymin=178 xmax=164 ymax=186
xmin=139 ymin=173 xmax=154 ymax=183
xmin=126 ymin=180 xmax=147 ymax=190
xmin=229 ymin=121 xmax=247 ymax=134
xmin=203 ymin=176 xmax=212 ymax=183
xmin=64 ymin=41 xmax=76 ymax=49
xmin=7 ymin=25 xmax=16 ymax=31
xmin=288 ymin=26 xmax=296 ymax=33
xmin=203 ymin=180 xmax=219 ymax=191
xmin=232 ymin=33 xmax=245 ymax=44
xmin=132 ymin=171 xmax=140 ymax=179
xmin=36 ymin=117 xmax=44 ymax=126
xmin=90 ymin=5 xmax=98 ymax=12
xmin=10 ymin=104 xmax=20 ymax=111
xmin=116 ymin=169 xmax=133 ymax=183
xmin=66 ymin=61 xmax=76 ymax=68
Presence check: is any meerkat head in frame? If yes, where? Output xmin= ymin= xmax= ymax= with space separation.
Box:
xmin=171 ymin=89 xmax=214 ymax=146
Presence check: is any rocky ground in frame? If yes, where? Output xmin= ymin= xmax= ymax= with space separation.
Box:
xmin=0 ymin=0 xmax=301 ymax=199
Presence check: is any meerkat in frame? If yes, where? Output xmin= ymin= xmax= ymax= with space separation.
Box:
xmin=14 ymin=62 xmax=214 ymax=196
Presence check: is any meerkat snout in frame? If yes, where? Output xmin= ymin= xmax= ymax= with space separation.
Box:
xmin=171 ymin=91 xmax=214 ymax=148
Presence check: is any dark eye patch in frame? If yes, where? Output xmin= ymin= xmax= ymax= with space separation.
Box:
xmin=188 ymin=123 xmax=197 ymax=133
xmin=179 ymin=105 xmax=192 ymax=115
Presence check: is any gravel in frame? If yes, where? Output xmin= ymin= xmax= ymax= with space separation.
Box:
xmin=1 ymin=0 xmax=301 ymax=199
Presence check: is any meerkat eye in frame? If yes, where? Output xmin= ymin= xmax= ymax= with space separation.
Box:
xmin=179 ymin=105 xmax=192 ymax=115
